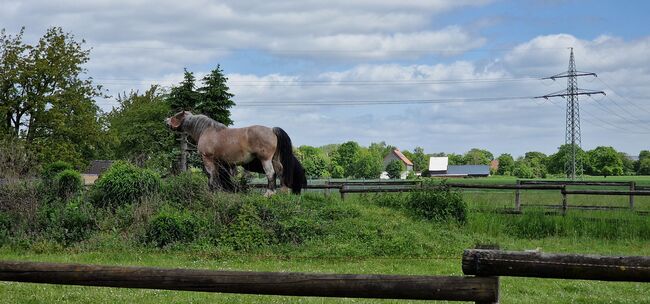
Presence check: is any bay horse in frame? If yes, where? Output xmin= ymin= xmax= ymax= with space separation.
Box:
xmin=166 ymin=111 xmax=306 ymax=195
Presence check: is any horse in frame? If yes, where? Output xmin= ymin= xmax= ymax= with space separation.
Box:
xmin=166 ymin=111 xmax=306 ymax=195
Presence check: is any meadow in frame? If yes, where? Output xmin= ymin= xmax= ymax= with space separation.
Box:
xmin=1 ymin=173 xmax=650 ymax=303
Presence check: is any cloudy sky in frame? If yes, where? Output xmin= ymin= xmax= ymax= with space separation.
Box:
xmin=2 ymin=0 xmax=649 ymax=157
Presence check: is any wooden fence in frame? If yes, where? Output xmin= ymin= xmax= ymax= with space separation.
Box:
xmin=2 ymin=249 xmax=649 ymax=302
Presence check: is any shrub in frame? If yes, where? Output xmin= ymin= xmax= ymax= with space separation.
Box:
xmin=0 ymin=212 xmax=10 ymax=245
xmin=54 ymin=169 xmax=83 ymax=199
xmin=223 ymin=202 xmax=268 ymax=250
xmin=42 ymin=161 xmax=74 ymax=183
xmin=144 ymin=207 xmax=199 ymax=247
xmin=92 ymin=161 xmax=161 ymax=208
xmin=407 ymin=181 xmax=467 ymax=223
xmin=162 ymin=171 xmax=210 ymax=207
xmin=0 ymin=136 xmax=39 ymax=179
xmin=40 ymin=199 xmax=96 ymax=245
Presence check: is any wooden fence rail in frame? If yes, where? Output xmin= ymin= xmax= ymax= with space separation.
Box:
xmin=462 ymin=249 xmax=650 ymax=282
xmin=0 ymin=261 xmax=498 ymax=303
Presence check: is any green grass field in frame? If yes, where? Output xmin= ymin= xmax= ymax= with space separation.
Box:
xmin=1 ymin=177 xmax=650 ymax=303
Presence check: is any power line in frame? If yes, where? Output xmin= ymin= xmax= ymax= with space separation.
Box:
xmin=595 ymin=77 xmax=650 ymax=116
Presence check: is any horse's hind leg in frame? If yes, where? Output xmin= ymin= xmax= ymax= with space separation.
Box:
xmin=261 ymin=158 xmax=276 ymax=196
xmin=272 ymin=157 xmax=288 ymax=193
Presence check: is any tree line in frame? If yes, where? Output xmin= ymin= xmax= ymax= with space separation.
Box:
xmin=1 ymin=27 xmax=648 ymax=180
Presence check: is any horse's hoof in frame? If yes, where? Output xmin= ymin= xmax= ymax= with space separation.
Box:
xmin=264 ymin=190 xmax=276 ymax=197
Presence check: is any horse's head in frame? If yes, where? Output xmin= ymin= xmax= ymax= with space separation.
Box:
xmin=166 ymin=111 xmax=192 ymax=131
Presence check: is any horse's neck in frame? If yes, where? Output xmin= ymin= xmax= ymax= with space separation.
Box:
xmin=184 ymin=117 xmax=226 ymax=141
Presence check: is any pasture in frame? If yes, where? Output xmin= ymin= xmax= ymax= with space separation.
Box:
xmin=1 ymin=175 xmax=650 ymax=303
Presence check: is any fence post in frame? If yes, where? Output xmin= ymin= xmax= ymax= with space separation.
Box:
xmin=629 ymin=181 xmax=635 ymax=210
xmin=514 ymin=180 xmax=521 ymax=212
xmin=324 ymin=178 xmax=331 ymax=197
xmin=473 ymin=244 xmax=500 ymax=304
xmin=340 ymin=185 xmax=346 ymax=201
xmin=561 ymin=186 xmax=567 ymax=215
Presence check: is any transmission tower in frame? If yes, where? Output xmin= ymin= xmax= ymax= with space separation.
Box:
xmin=536 ymin=48 xmax=605 ymax=180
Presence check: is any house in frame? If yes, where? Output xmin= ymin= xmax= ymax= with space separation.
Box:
xmin=81 ymin=160 xmax=113 ymax=185
xmin=422 ymin=156 xmax=490 ymax=177
xmin=380 ymin=149 xmax=414 ymax=179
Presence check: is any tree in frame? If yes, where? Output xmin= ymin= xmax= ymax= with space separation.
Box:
xmin=351 ymin=149 xmax=383 ymax=179
xmin=410 ymin=147 xmax=428 ymax=172
xmin=618 ymin=152 xmax=635 ymax=175
xmin=463 ymin=148 xmax=493 ymax=165
xmin=637 ymin=150 xmax=650 ymax=173
xmin=386 ymin=159 xmax=404 ymax=179
xmin=587 ymin=146 xmax=623 ymax=177
xmin=496 ymin=153 xmax=515 ymax=175
xmin=447 ymin=153 xmax=464 ymax=165
xmin=0 ymin=27 xmax=108 ymax=168
xmin=547 ymin=144 xmax=587 ymax=176
xmin=108 ymin=86 xmax=176 ymax=172
xmin=298 ymin=145 xmax=329 ymax=179
xmin=196 ymin=65 xmax=235 ymax=126
xmin=638 ymin=158 xmax=650 ymax=175
xmin=333 ymin=141 xmax=360 ymax=177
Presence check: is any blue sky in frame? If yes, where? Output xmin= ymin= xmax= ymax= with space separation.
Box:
xmin=2 ymin=0 xmax=649 ymax=157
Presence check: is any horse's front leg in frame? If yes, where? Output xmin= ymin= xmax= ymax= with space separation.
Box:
xmin=261 ymin=159 xmax=276 ymax=197
xmin=202 ymin=155 xmax=219 ymax=191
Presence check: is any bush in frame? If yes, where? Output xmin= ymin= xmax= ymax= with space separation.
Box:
xmin=224 ymin=203 xmax=268 ymax=250
xmin=0 ymin=212 xmax=10 ymax=245
xmin=40 ymin=199 xmax=96 ymax=245
xmin=54 ymin=169 xmax=83 ymax=199
xmin=162 ymin=171 xmax=210 ymax=207
xmin=407 ymin=181 xmax=467 ymax=223
xmin=92 ymin=161 xmax=161 ymax=208
xmin=42 ymin=161 xmax=74 ymax=183
xmin=144 ymin=207 xmax=199 ymax=247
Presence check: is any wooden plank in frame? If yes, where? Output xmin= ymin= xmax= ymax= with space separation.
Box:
xmin=563 ymin=190 xmax=650 ymax=196
xmin=463 ymin=249 xmax=650 ymax=282
xmin=0 ymin=261 xmax=498 ymax=302
xmin=519 ymin=180 xmax=631 ymax=186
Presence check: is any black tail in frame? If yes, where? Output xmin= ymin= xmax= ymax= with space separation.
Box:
xmin=273 ymin=127 xmax=307 ymax=194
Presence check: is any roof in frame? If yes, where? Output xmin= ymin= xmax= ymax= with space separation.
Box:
xmin=392 ymin=149 xmax=413 ymax=166
xmin=428 ymin=157 xmax=448 ymax=171
xmin=447 ymin=165 xmax=490 ymax=176
xmin=84 ymin=160 xmax=114 ymax=175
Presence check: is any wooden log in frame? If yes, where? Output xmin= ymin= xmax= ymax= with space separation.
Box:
xmin=0 ymin=261 xmax=498 ymax=302
xmin=447 ymin=184 xmax=564 ymax=190
xmin=519 ymin=180 xmax=631 ymax=186
xmin=463 ymin=249 xmax=650 ymax=282
xmin=563 ymin=190 xmax=650 ymax=196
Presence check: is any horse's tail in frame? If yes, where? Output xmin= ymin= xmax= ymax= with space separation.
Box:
xmin=273 ymin=127 xmax=306 ymax=194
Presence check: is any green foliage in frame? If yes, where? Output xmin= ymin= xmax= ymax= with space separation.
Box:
xmin=547 ymin=144 xmax=587 ymax=176
xmin=196 ymin=65 xmax=236 ymax=126
xmin=0 ymin=212 xmax=10 ymax=245
xmin=145 ymin=207 xmax=199 ymax=247
xmin=638 ymin=158 xmax=650 ymax=175
xmin=223 ymin=203 xmax=267 ymax=250
xmin=0 ymin=27 xmax=110 ymax=168
xmin=407 ymin=181 xmax=467 ymax=223
xmin=42 ymin=161 xmax=74 ymax=183
xmin=53 ymin=169 xmax=83 ymax=199
xmin=330 ymin=165 xmax=345 ymax=178
xmin=40 ymin=199 xmax=96 ymax=244
xmin=108 ymin=86 xmax=176 ymax=171
xmin=386 ymin=159 xmax=404 ymax=179
xmin=298 ymin=145 xmax=330 ymax=179
xmin=410 ymin=147 xmax=428 ymax=172
xmin=351 ymin=149 xmax=383 ymax=179
xmin=447 ymin=153 xmax=464 ymax=165
xmin=512 ymin=161 xmax=535 ymax=178
xmin=0 ymin=136 xmax=39 ymax=179
xmin=162 ymin=171 xmax=210 ymax=206
xmin=333 ymin=141 xmax=360 ymax=177
xmin=463 ymin=148 xmax=493 ymax=165
xmin=91 ymin=161 xmax=161 ymax=208
xmin=586 ymin=146 xmax=624 ymax=177
xmin=496 ymin=153 xmax=515 ymax=175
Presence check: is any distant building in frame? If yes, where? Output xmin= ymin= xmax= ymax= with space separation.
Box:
xmin=422 ymin=156 xmax=490 ymax=177
xmin=81 ymin=160 xmax=113 ymax=185
xmin=381 ymin=149 xmax=413 ymax=179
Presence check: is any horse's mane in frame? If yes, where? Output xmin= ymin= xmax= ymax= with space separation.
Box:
xmin=182 ymin=114 xmax=226 ymax=140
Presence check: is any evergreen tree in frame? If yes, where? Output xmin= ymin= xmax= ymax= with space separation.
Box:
xmin=197 ymin=65 xmax=235 ymax=125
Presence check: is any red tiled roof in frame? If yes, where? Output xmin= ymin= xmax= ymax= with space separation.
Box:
xmin=393 ymin=149 xmax=413 ymax=166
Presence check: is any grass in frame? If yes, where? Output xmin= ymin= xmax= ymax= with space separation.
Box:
xmin=2 ymin=179 xmax=650 ymax=303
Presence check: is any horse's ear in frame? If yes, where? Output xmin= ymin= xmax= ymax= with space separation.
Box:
xmin=170 ymin=116 xmax=181 ymax=129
